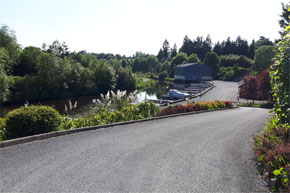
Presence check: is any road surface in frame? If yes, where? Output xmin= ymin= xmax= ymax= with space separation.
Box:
xmin=0 ymin=108 xmax=270 ymax=192
xmin=194 ymin=81 xmax=239 ymax=102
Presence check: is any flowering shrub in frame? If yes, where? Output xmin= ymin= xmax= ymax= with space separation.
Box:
xmin=254 ymin=116 xmax=290 ymax=192
xmin=61 ymin=101 xmax=158 ymax=129
xmin=92 ymin=90 xmax=138 ymax=112
xmin=157 ymin=100 xmax=232 ymax=116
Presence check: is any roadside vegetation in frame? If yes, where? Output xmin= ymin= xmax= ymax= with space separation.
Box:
xmin=253 ymin=4 xmax=290 ymax=192
xmin=236 ymin=102 xmax=274 ymax=109
xmin=0 ymin=18 xmax=282 ymax=108
xmin=157 ymin=101 xmax=233 ymax=116
xmin=0 ymin=97 xmax=233 ymax=141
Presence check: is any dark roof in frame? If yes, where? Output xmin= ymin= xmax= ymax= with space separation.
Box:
xmin=176 ymin=63 xmax=200 ymax=68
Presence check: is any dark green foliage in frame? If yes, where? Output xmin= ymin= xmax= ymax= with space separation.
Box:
xmin=187 ymin=53 xmax=201 ymax=63
xmin=92 ymin=62 xmax=116 ymax=93
xmin=213 ymin=36 xmax=253 ymax=58
xmin=47 ymin=40 xmax=69 ymax=58
xmin=61 ymin=101 xmax=158 ymax=129
xmin=0 ymin=62 xmax=9 ymax=103
xmin=116 ymin=68 xmax=136 ymax=91
xmin=14 ymin=46 xmax=41 ymax=76
xmin=248 ymin=40 xmax=256 ymax=59
xmin=158 ymin=71 xmax=168 ymax=81
xmin=254 ymin=36 xmax=274 ymax=50
xmin=219 ymin=54 xmax=253 ymax=68
xmin=203 ymin=52 xmax=219 ymax=78
xmin=132 ymin=55 xmax=160 ymax=73
xmin=270 ymin=23 xmax=290 ymax=126
xmin=157 ymin=39 xmax=170 ymax=62
xmin=0 ymin=24 xmax=21 ymax=72
xmin=179 ymin=35 xmax=212 ymax=60
xmin=253 ymin=10 xmax=290 ymax=193
xmin=5 ymin=105 xmax=62 ymax=139
xmin=252 ymin=45 xmax=276 ymax=74
xmin=171 ymin=52 xmax=187 ymax=66
xmin=170 ymin=44 xmax=177 ymax=58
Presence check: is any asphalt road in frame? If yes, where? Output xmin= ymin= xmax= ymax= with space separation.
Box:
xmin=0 ymin=108 xmax=270 ymax=192
xmin=194 ymin=81 xmax=239 ymax=103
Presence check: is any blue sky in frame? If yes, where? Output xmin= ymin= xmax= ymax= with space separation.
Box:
xmin=0 ymin=0 xmax=289 ymax=56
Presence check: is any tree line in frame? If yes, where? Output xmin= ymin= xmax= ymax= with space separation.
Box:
xmin=0 ymin=2 xmax=288 ymax=105
xmin=0 ymin=27 xmax=136 ymax=104
xmin=0 ymin=25 xmax=278 ymax=105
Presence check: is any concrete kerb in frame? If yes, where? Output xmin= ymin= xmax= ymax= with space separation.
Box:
xmin=0 ymin=107 xmax=238 ymax=148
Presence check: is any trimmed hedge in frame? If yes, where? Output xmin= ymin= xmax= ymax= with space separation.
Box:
xmin=157 ymin=101 xmax=233 ymax=116
xmin=5 ymin=105 xmax=62 ymax=139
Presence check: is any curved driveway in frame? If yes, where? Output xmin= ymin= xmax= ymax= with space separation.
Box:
xmin=195 ymin=81 xmax=239 ymax=102
xmin=0 ymin=108 xmax=269 ymax=192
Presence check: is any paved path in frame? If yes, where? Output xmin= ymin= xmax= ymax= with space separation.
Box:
xmin=194 ymin=81 xmax=239 ymax=103
xmin=0 ymin=108 xmax=269 ymax=192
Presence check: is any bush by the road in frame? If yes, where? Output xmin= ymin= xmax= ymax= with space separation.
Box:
xmin=0 ymin=118 xmax=6 ymax=140
xmin=1 ymin=100 xmax=231 ymax=140
xmin=61 ymin=101 xmax=159 ymax=129
xmin=253 ymin=117 xmax=290 ymax=192
xmin=5 ymin=105 xmax=62 ymax=139
xmin=157 ymin=101 xmax=233 ymax=116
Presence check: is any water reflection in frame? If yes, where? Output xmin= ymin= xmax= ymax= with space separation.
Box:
xmin=0 ymin=82 xmax=175 ymax=117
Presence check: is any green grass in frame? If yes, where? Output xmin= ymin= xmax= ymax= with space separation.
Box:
xmin=135 ymin=73 xmax=157 ymax=90
xmin=237 ymin=102 xmax=274 ymax=109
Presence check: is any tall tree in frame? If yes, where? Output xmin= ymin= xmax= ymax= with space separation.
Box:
xmin=157 ymin=39 xmax=170 ymax=62
xmin=170 ymin=43 xmax=177 ymax=58
xmin=187 ymin=53 xmax=201 ymax=63
xmin=116 ymin=68 xmax=136 ymax=91
xmin=179 ymin=35 xmax=194 ymax=56
xmin=47 ymin=40 xmax=69 ymax=58
xmin=239 ymin=75 xmax=257 ymax=102
xmin=279 ymin=2 xmax=290 ymax=37
xmin=213 ymin=41 xmax=223 ymax=55
xmin=256 ymin=69 xmax=271 ymax=100
xmin=234 ymin=36 xmax=249 ymax=56
xmin=254 ymin=36 xmax=273 ymax=50
xmin=253 ymin=45 xmax=276 ymax=74
xmin=203 ymin=51 xmax=219 ymax=79
xmin=248 ymin=40 xmax=255 ymax=59
xmin=0 ymin=61 xmax=9 ymax=104
xmin=223 ymin=37 xmax=233 ymax=55
xmin=14 ymin=46 xmax=42 ymax=76
xmin=270 ymin=14 xmax=290 ymax=125
xmin=0 ymin=24 xmax=21 ymax=74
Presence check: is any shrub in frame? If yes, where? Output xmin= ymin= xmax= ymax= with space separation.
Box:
xmin=5 ymin=105 xmax=62 ymax=139
xmin=254 ymin=117 xmax=290 ymax=192
xmin=0 ymin=118 xmax=6 ymax=140
xmin=60 ymin=101 xmax=159 ymax=129
xmin=157 ymin=101 xmax=231 ymax=116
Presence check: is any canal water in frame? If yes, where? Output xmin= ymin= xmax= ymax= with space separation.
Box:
xmin=0 ymin=82 xmax=174 ymax=118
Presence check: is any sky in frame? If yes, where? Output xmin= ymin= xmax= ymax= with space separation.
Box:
xmin=0 ymin=0 xmax=289 ymax=56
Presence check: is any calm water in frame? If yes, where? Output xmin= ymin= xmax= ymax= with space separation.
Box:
xmin=0 ymin=82 xmax=174 ymax=117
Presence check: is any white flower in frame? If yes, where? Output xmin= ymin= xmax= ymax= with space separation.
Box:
xmin=111 ymin=90 xmax=116 ymax=98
